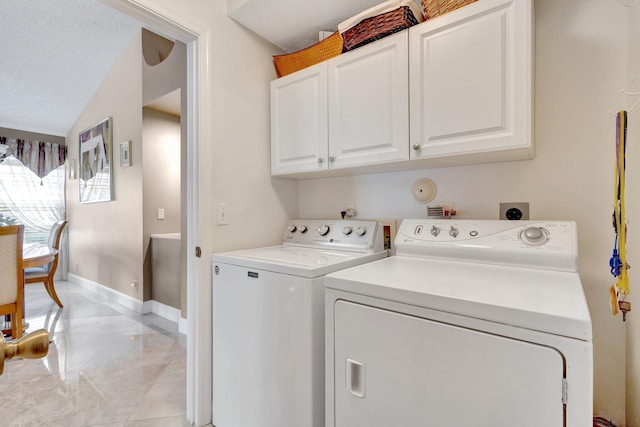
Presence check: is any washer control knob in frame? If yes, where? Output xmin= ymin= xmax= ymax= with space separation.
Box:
xmin=430 ymin=226 xmax=441 ymax=237
xmin=287 ymin=225 xmax=297 ymax=233
xmin=317 ymin=224 xmax=330 ymax=236
xmin=521 ymin=227 xmax=548 ymax=245
xmin=342 ymin=226 xmax=353 ymax=235
xmin=299 ymin=225 xmax=308 ymax=233
xmin=355 ymin=226 xmax=367 ymax=236
xmin=449 ymin=226 xmax=459 ymax=238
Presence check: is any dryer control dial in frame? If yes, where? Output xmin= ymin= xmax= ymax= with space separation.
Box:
xmin=287 ymin=225 xmax=297 ymax=233
xmin=317 ymin=224 xmax=331 ymax=236
xmin=299 ymin=225 xmax=308 ymax=233
xmin=520 ymin=227 xmax=549 ymax=245
xmin=342 ymin=226 xmax=353 ymax=235
xmin=355 ymin=226 xmax=367 ymax=236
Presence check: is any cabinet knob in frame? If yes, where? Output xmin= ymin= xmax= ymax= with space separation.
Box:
xmin=413 ymin=144 xmax=421 ymax=150
xmin=329 ymin=156 xmax=335 ymax=163
xmin=317 ymin=158 xmax=323 ymax=164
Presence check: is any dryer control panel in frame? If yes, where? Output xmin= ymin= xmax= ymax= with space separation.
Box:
xmin=396 ymin=220 xmax=578 ymax=272
xmin=283 ymin=219 xmax=384 ymax=253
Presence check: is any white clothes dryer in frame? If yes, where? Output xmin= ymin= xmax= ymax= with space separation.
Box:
xmin=325 ymin=219 xmax=592 ymax=427
xmin=212 ymin=219 xmax=387 ymax=427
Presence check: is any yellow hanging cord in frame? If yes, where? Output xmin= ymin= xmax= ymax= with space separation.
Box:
xmin=609 ymin=111 xmax=632 ymax=319
xmin=613 ymin=111 xmax=630 ymax=296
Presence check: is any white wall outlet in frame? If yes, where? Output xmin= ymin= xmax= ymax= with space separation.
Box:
xmin=217 ymin=203 xmax=229 ymax=225
xmin=499 ymin=202 xmax=530 ymax=220
xmin=157 ymin=208 xmax=165 ymax=220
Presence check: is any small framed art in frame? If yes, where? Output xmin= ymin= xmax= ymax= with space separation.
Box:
xmin=79 ymin=116 xmax=113 ymax=203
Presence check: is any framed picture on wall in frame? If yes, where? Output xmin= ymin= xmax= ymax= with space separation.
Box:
xmin=79 ymin=117 xmax=113 ymax=204
xmin=120 ymin=140 xmax=131 ymax=168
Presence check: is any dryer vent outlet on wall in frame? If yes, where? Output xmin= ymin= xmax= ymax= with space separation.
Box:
xmin=499 ymin=202 xmax=529 ymax=220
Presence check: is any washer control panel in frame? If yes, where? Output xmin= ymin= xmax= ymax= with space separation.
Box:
xmin=396 ymin=220 xmax=578 ymax=271
xmin=282 ymin=219 xmax=383 ymax=253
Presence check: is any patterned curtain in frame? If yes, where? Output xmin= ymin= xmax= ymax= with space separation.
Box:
xmin=0 ymin=137 xmax=66 ymax=178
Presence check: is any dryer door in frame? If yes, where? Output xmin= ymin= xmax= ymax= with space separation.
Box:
xmin=332 ymin=301 xmax=565 ymax=427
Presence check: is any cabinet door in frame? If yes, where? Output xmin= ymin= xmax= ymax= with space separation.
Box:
xmin=332 ymin=301 xmax=564 ymax=427
xmin=271 ymin=63 xmax=328 ymax=175
xmin=328 ymin=32 xmax=409 ymax=170
xmin=409 ymin=0 xmax=532 ymax=162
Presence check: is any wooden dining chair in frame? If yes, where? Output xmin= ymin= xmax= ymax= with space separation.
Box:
xmin=24 ymin=220 xmax=67 ymax=308
xmin=0 ymin=224 xmax=25 ymax=339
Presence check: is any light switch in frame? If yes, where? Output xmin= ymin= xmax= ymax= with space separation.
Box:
xmin=157 ymin=208 xmax=165 ymax=220
xmin=217 ymin=204 xmax=229 ymax=225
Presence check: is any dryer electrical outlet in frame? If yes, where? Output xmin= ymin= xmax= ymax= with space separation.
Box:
xmin=499 ymin=202 xmax=529 ymax=220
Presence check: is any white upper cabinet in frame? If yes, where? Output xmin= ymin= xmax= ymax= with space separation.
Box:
xmin=328 ymin=32 xmax=409 ymax=170
xmin=271 ymin=63 xmax=328 ymax=175
xmin=270 ymin=0 xmax=533 ymax=177
xmin=409 ymin=0 xmax=533 ymax=163
xmin=271 ymin=31 xmax=409 ymax=176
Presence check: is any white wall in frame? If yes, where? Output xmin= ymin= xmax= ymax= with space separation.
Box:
xmin=626 ymin=4 xmax=640 ymax=426
xmin=299 ymin=0 xmax=628 ymax=422
xmin=207 ymin=2 xmax=299 ymax=253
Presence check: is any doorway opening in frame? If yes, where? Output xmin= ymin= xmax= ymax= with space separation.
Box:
xmin=100 ymin=1 xmax=208 ymax=425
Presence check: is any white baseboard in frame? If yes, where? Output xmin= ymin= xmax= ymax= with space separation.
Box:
xmin=68 ymin=273 xmax=186 ymax=334
xmin=178 ymin=316 xmax=187 ymax=335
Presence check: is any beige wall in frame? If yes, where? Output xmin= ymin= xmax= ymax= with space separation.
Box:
xmin=150 ymin=235 xmax=181 ymax=308
xmin=142 ymin=109 xmax=181 ymax=240
xmin=143 ymin=108 xmax=181 ymax=307
xmin=627 ymin=4 xmax=640 ymax=426
xmin=143 ymin=35 xmax=188 ymax=315
xmin=298 ymin=0 xmax=629 ymax=423
xmin=66 ymin=32 xmax=144 ymax=299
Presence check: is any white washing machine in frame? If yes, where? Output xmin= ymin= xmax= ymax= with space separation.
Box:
xmin=212 ymin=219 xmax=387 ymax=427
xmin=325 ymin=219 xmax=592 ymax=427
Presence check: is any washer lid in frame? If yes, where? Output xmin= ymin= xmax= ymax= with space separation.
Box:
xmin=213 ymin=245 xmax=387 ymax=278
xmin=325 ymin=256 xmax=592 ymax=341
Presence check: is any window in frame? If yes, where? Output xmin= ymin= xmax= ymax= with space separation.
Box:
xmin=0 ymin=156 xmax=65 ymax=243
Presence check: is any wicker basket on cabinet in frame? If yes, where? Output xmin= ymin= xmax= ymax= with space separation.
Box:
xmin=273 ymin=31 xmax=343 ymax=78
xmin=421 ymin=0 xmax=478 ymax=19
xmin=341 ymin=6 xmax=420 ymax=52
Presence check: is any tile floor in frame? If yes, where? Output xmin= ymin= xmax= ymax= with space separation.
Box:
xmin=0 ymin=281 xmax=189 ymax=427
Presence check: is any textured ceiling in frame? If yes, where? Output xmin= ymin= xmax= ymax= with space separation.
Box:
xmin=0 ymin=0 xmax=142 ymax=137
xmin=228 ymin=0 xmax=389 ymax=53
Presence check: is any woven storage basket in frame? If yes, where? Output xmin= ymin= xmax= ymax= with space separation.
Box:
xmin=273 ymin=31 xmax=343 ymax=78
xmin=421 ymin=0 xmax=477 ymax=20
xmin=342 ymin=6 xmax=419 ymax=53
